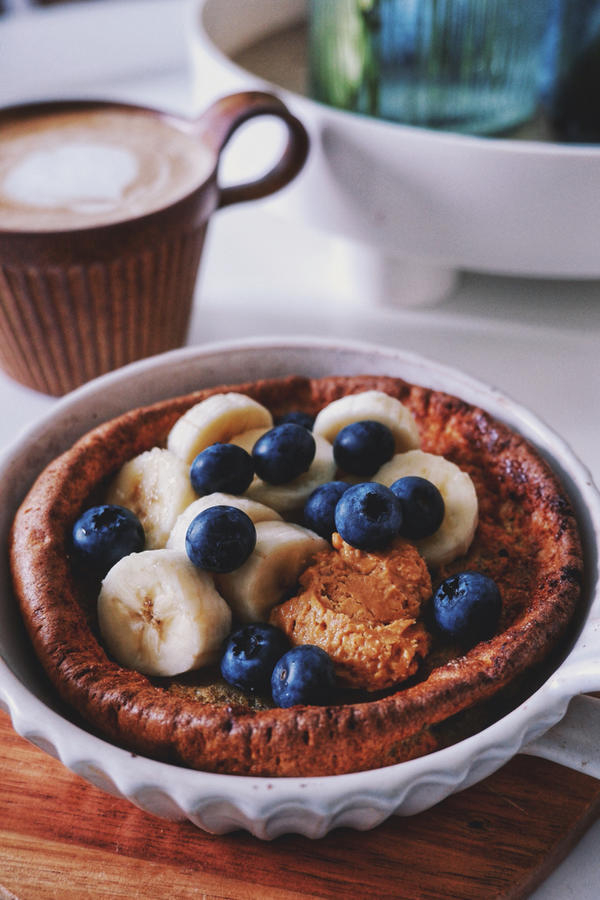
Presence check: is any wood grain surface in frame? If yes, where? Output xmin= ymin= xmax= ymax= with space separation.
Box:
xmin=1 ymin=709 xmax=599 ymax=900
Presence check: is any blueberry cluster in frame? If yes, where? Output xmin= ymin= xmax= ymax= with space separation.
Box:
xmin=72 ymin=407 xmax=503 ymax=699
xmin=71 ymin=420 xmax=318 ymax=579
xmin=190 ymin=419 xmax=316 ymax=497
xmin=185 ymin=417 xmax=338 ymax=706
xmin=220 ymin=624 xmax=336 ymax=708
xmin=302 ymin=420 xmax=445 ymax=549
xmin=184 ymin=423 xmax=317 ymax=572
xmin=304 ymin=475 xmax=445 ymax=551
xmin=192 ymin=422 xmax=317 ymax=498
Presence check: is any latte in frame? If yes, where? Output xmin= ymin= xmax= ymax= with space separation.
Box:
xmin=0 ymin=106 xmax=214 ymax=231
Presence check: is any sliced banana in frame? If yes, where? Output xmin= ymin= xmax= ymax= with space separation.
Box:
xmin=98 ymin=549 xmax=232 ymax=677
xmin=375 ymin=449 xmax=478 ymax=568
xmin=167 ymin=392 xmax=273 ymax=465
xmin=215 ymin=520 xmax=328 ymax=623
xmin=227 ymin=425 xmax=269 ymax=454
xmin=313 ymin=390 xmax=420 ymax=453
xmin=106 ymin=447 xmax=196 ymax=550
xmin=229 ymin=427 xmax=336 ymax=515
xmin=166 ymin=492 xmax=282 ymax=553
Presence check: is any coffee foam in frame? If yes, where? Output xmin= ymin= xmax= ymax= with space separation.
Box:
xmin=0 ymin=107 xmax=214 ymax=231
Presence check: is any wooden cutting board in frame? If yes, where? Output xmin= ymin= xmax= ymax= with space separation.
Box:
xmin=1 ymin=709 xmax=599 ymax=900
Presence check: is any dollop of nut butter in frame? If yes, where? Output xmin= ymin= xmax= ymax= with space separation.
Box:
xmin=269 ymin=533 xmax=432 ymax=691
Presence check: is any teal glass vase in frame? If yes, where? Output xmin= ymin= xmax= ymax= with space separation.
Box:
xmin=309 ymin=0 xmax=553 ymax=135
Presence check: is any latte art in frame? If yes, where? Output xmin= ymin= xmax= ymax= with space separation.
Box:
xmin=0 ymin=108 xmax=214 ymax=231
xmin=3 ymin=143 xmax=139 ymax=214
xmin=4 ymin=142 xmax=141 ymax=215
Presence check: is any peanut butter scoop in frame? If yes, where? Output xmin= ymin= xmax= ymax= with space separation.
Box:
xmin=269 ymin=533 xmax=432 ymax=691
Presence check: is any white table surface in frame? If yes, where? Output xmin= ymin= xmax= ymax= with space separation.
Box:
xmin=1 ymin=2 xmax=599 ymax=897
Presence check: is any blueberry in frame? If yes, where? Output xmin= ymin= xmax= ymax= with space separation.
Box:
xmin=220 ymin=624 xmax=290 ymax=693
xmin=333 ymin=420 xmax=395 ymax=476
xmin=390 ymin=476 xmax=445 ymax=539
xmin=271 ymin=645 xmax=336 ymax=708
xmin=190 ymin=442 xmax=254 ymax=496
xmin=185 ymin=505 xmax=256 ymax=572
xmin=72 ymin=504 xmax=145 ymax=575
xmin=304 ymin=480 xmax=351 ymax=540
xmin=334 ymin=482 xmax=402 ymax=550
xmin=275 ymin=410 xmax=315 ymax=431
xmin=433 ymin=571 xmax=502 ymax=645
xmin=252 ymin=423 xmax=316 ymax=485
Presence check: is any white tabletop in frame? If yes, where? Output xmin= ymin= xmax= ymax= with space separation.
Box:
xmin=1 ymin=2 xmax=599 ymax=896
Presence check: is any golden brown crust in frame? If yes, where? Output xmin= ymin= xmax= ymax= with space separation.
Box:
xmin=9 ymin=374 xmax=584 ymax=776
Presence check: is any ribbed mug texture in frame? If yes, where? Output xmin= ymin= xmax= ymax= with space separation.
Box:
xmin=0 ymin=226 xmax=206 ymax=396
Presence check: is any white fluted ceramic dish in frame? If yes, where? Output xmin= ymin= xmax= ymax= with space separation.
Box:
xmin=1 ymin=337 xmax=599 ymax=839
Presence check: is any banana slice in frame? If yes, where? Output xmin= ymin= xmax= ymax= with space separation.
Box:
xmin=226 ymin=426 xmax=268 ymax=453
xmin=106 ymin=447 xmax=196 ymax=550
xmin=229 ymin=427 xmax=336 ymax=515
xmin=167 ymin=393 xmax=273 ymax=465
xmin=98 ymin=549 xmax=232 ymax=677
xmin=215 ymin=520 xmax=328 ymax=623
xmin=166 ymin=492 xmax=282 ymax=553
xmin=375 ymin=449 xmax=478 ymax=568
xmin=313 ymin=390 xmax=420 ymax=452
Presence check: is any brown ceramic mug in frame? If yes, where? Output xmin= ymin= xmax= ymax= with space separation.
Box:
xmin=0 ymin=92 xmax=309 ymax=395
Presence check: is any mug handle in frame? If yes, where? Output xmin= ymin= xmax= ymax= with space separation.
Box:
xmin=197 ymin=91 xmax=309 ymax=209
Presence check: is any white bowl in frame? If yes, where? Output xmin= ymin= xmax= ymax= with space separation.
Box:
xmin=191 ymin=0 xmax=600 ymax=282
xmin=1 ymin=337 xmax=599 ymax=838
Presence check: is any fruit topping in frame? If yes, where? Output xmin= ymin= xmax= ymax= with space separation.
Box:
xmin=275 ymin=410 xmax=315 ymax=430
xmin=334 ymin=482 xmax=403 ymax=550
xmin=106 ymin=446 xmax=196 ymax=549
xmin=333 ymin=419 xmax=395 ymax=476
xmin=231 ymin=428 xmax=336 ymax=515
xmin=375 ymin=449 xmax=478 ymax=567
xmin=167 ymin=493 xmax=281 ymax=552
xmin=214 ymin=520 xmax=328 ymax=623
xmin=189 ymin=443 xmax=254 ymax=496
xmin=72 ymin=503 xmax=145 ymax=576
xmin=220 ymin=623 xmax=290 ymax=694
xmin=167 ymin=392 xmax=273 ymax=465
xmin=98 ymin=548 xmax=232 ymax=677
xmin=185 ymin=505 xmax=256 ymax=573
xmin=433 ymin=571 xmax=502 ymax=645
xmin=252 ymin=423 xmax=316 ymax=485
xmin=313 ymin=389 xmax=421 ymax=452
xmin=88 ymin=389 xmax=484 ymax=696
xmin=271 ymin=644 xmax=336 ymax=708
xmin=303 ymin=480 xmax=351 ymax=540
xmin=390 ymin=475 xmax=445 ymax=540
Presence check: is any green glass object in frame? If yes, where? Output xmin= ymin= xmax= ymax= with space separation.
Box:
xmin=309 ymin=0 xmax=553 ymax=135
